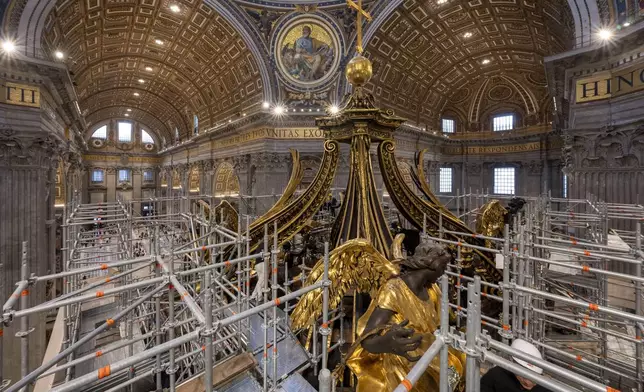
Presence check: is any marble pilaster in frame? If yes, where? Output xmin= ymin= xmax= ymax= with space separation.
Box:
xmin=0 ymin=128 xmax=64 ymax=385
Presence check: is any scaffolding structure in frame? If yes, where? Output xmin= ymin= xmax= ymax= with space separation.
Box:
xmin=426 ymin=192 xmax=644 ymax=392
xmin=1 ymin=195 xmax=338 ymax=392
xmin=1 ymin=191 xmax=643 ymax=392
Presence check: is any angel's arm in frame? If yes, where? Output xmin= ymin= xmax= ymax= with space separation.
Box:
xmin=361 ymin=307 xmax=395 ymax=354
xmin=361 ymin=308 xmax=421 ymax=361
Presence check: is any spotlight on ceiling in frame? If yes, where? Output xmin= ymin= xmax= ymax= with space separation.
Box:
xmin=329 ymin=105 xmax=340 ymax=115
xmin=133 ymin=92 xmax=140 ymax=97
xmin=598 ymin=29 xmax=613 ymax=40
xmin=138 ymin=79 xmax=145 ymax=84
xmin=124 ymin=113 xmax=129 ymax=117
xmin=127 ymin=108 xmax=132 ymax=112
xmin=273 ymin=106 xmax=285 ymax=115
xmin=623 ymin=22 xmax=631 ymax=27
xmin=145 ymin=66 xmax=153 ymax=72
xmin=55 ymin=51 xmax=64 ymax=59
xmin=463 ymin=32 xmax=472 ymax=38
xmin=481 ymin=59 xmax=491 ymax=65
xmin=262 ymin=101 xmax=270 ymax=109
xmin=242 ymin=113 xmax=246 ymax=117
xmin=2 ymin=40 xmax=15 ymax=53
xmin=155 ymin=39 xmax=164 ymax=45
xmin=437 ymin=0 xmax=448 ymax=4
xmin=169 ymin=4 xmax=181 ymax=13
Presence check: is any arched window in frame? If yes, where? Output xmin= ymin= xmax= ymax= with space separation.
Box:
xmin=193 ymin=115 xmax=199 ymax=135
xmin=492 ymin=113 xmax=514 ymax=131
xmin=439 ymin=167 xmax=453 ymax=193
xmin=494 ymin=167 xmax=516 ymax=195
xmin=441 ymin=118 xmax=455 ymax=133
xmin=141 ymin=129 xmax=154 ymax=144
xmin=118 ymin=121 xmax=133 ymax=142
xmin=91 ymin=125 xmax=107 ymax=139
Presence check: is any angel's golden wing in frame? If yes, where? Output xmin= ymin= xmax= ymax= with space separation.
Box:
xmin=475 ymin=200 xmax=507 ymax=244
xmin=290 ymin=239 xmax=400 ymax=330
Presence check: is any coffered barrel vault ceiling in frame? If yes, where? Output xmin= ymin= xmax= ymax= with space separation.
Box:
xmin=41 ymin=0 xmax=265 ymax=140
xmin=363 ymin=0 xmax=575 ymax=127
xmin=4 ymin=0 xmax=582 ymax=137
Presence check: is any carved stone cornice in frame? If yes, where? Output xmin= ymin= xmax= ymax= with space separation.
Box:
xmin=0 ymin=127 xmax=66 ymax=169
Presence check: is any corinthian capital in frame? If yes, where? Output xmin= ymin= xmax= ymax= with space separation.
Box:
xmin=0 ymin=128 xmax=66 ymax=169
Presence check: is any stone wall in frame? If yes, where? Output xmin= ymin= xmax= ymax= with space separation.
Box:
xmin=546 ymin=26 xmax=644 ymax=231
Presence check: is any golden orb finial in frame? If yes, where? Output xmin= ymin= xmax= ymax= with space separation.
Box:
xmin=345 ymin=54 xmax=373 ymax=87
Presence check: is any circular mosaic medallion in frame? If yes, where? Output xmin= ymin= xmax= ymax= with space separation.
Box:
xmin=275 ymin=17 xmax=341 ymax=89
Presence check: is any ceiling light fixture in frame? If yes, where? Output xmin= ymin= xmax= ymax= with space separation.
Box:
xmin=55 ymin=51 xmax=64 ymax=59
xmin=155 ymin=39 xmax=164 ymax=45
xmin=329 ymin=105 xmax=340 ymax=115
xmin=481 ymin=59 xmax=491 ymax=65
xmin=127 ymin=108 xmax=132 ymax=112
xmin=463 ymin=32 xmax=472 ymax=38
xmin=169 ymin=4 xmax=181 ymax=13
xmin=145 ymin=66 xmax=153 ymax=72
xmin=598 ymin=29 xmax=613 ymax=40
xmin=437 ymin=0 xmax=448 ymax=4
xmin=262 ymin=101 xmax=270 ymax=109
xmin=623 ymin=22 xmax=631 ymax=27
xmin=2 ymin=40 xmax=15 ymax=53
xmin=124 ymin=113 xmax=129 ymax=117
xmin=138 ymin=79 xmax=145 ymax=84
xmin=274 ymin=106 xmax=285 ymax=115
xmin=133 ymin=92 xmax=140 ymax=97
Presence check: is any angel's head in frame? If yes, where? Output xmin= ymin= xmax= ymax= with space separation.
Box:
xmin=401 ymin=240 xmax=452 ymax=283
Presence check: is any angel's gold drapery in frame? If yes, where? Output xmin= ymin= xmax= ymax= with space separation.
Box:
xmin=347 ymin=278 xmax=464 ymax=392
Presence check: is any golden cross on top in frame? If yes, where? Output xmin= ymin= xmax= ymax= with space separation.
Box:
xmin=347 ymin=0 xmax=372 ymax=54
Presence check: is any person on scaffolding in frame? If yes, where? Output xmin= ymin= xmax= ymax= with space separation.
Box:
xmin=481 ymin=339 xmax=551 ymax=391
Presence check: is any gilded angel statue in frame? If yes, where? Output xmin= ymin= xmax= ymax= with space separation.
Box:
xmin=291 ymin=237 xmax=465 ymax=392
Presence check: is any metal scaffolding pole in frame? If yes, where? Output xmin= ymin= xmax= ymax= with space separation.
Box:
xmin=6 ymin=284 xmax=165 ymax=392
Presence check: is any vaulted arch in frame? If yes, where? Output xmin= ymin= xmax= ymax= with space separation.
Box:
xmin=362 ymin=0 xmax=575 ymax=127
xmin=10 ymin=0 xmax=274 ymax=139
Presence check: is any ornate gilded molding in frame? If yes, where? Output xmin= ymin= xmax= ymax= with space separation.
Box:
xmin=243 ymin=140 xmax=339 ymax=254
xmin=378 ymin=140 xmax=502 ymax=292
